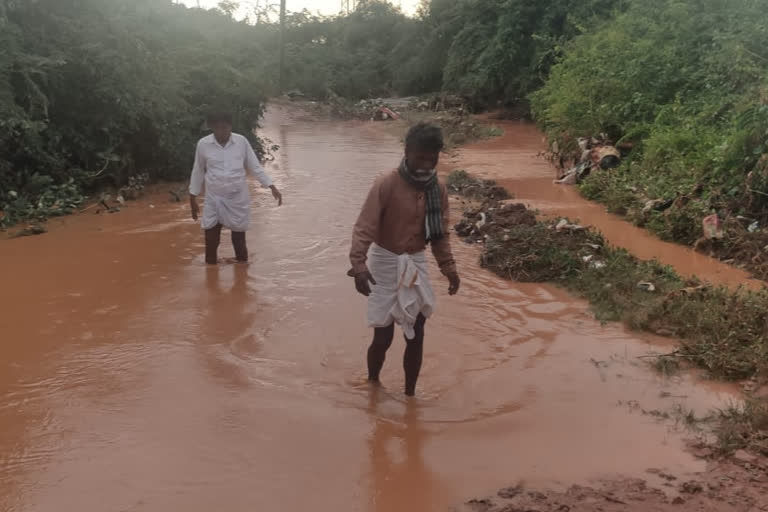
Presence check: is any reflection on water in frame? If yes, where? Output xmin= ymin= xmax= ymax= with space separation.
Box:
xmin=367 ymin=389 xmax=445 ymax=512
xmin=0 ymin=107 xmax=738 ymax=512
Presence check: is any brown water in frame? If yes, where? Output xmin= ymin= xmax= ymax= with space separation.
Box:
xmin=450 ymin=121 xmax=764 ymax=289
xmin=0 ymin=108 xmax=738 ymax=512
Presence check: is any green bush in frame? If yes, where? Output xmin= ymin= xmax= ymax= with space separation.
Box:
xmin=532 ymin=0 xmax=768 ymax=252
xmin=278 ymin=0 xmax=624 ymax=108
xmin=0 ymin=0 xmax=272 ymax=228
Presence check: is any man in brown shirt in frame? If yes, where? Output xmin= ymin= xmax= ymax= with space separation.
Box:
xmin=349 ymin=123 xmax=461 ymax=396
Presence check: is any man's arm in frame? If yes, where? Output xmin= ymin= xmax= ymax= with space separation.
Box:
xmin=189 ymin=141 xmax=205 ymax=220
xmin=431 ymin=182 xmax=460 ymax=294
xmin=349 ymin=177 xmax=385 ymax=295
xmin=244 ymin=137 xmax=282 ymax=205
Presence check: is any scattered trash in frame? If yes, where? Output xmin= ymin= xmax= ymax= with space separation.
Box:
xmin=454 ymin=202 xmax=536 ymax=243
xmin=642 ymin=197 xmax=675 ymax=215
xmin=372 ymin=106 xmax=399 ymax=121
xmin=702 ymin=214 xmax=724 ymax=240
xmin=592 ymin=145 xmax=621 ymax=170
xmin=583 ymin=255 xmax=594 ymax=263
xmin=553 ymin=136 xmax=622 ymax=185
xmin=555 ymin=219 xmax=585 ymax=232
xmin=116 ymin=195 xmax=125 ymax=205
xmin=748 ymin=221 xmax=760 ymax=233
xmin=637 ymin=281 xmax=657 ymax=292
xmin=475 ymin=212 xmax=487 ymax=230
xmin=149 ymin=204 xmax=155 ymax=209
xmin=591 ymin=260 xmax=606 ymax=269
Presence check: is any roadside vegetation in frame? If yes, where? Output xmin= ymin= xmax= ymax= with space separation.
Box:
xmin=7 ymin=0 xmax=768 ymax=284
xmin=0 ymin=0 xmax=274 ymax=229
xmin=531 ymin=0 xmax=768 ymax=279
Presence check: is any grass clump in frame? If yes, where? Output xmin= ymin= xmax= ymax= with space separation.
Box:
xmin=649 ymin=354 xmax=682 ymax=377
xmin=715 ymin=400 xmax=768 ymax=456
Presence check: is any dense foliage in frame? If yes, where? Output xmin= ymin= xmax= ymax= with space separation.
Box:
xmin=1 ymin=0 xmax=628 ymax=228
xmin=279 ymin=0 xmax=624 ymax=107
xmin=531 ymin=0 xmax=768 ymax=260
xmin=0 ymin=0 xmax=273 ymax=227
xmin=7 ymin=0 xmax=768 ymax=256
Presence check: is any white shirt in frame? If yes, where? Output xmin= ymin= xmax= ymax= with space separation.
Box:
xmin=189 ymin=133 xmax=273 ymax=197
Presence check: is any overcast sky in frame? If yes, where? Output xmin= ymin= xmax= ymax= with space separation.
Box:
xmin=180 ymin=0 xmax=420 ymax=17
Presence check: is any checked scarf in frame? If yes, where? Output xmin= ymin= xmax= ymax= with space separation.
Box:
xmin=398 ymin=159 xmax=444 ymax=242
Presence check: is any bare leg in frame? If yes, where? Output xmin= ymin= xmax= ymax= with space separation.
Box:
xmin=204 ymin=224 xmax=223 ymax=265
xmin=367 ymin=323 xmax=395 ymax=383
xmin=404 ymin=314 xmax=426 ymax=397
xmin=231 ymin=231 xmax=247 ymax=262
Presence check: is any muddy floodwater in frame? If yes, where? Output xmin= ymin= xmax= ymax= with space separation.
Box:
xmin=0 ymin=109 xmax=741 ymax=511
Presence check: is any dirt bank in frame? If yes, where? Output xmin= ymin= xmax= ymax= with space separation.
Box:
xmin=447 ymin=121 xmax=765 ymax=291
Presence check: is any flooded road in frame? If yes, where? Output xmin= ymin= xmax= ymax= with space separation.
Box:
xmin=450 ymin=122 xmax=763 ymax=289
xmin=0 ymin=108 xmax=738 ymax=511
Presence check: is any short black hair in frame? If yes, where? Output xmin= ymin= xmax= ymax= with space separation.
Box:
xmin=206 ymin=111 xmax=233 ymax=126
xmin=405 ymin=122 xmax=444 ymax=152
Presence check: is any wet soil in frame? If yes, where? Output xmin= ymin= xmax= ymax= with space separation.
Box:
xmin=456 ymin=453 xmax=768 ymax=512
xmin=0 ymin=106 xmax=754 ymax=511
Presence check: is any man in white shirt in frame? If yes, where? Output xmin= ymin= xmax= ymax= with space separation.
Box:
xmin=189 ymin=111 xmax=282 ymax=264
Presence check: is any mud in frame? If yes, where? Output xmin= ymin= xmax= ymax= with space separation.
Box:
xmin=456 ymin=453 xmax=768 ymax=512
xmin=0 ymin=106 xmax=750 ymax=511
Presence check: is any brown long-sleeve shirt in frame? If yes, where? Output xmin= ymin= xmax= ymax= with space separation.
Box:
xmin=350 ymin=169 xmax=457 ymax=276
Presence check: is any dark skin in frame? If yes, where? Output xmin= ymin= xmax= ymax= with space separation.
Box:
xmin=190 ymin=120 xmax=282 ymax=220
xmin=354 ymin=146 xmax=461 ymax=297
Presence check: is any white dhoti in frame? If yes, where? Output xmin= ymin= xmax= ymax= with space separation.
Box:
xmin=201 ymin=177 xmax=251 ymax=232
xmin=367 ymin=244 xmax=435 ymax=339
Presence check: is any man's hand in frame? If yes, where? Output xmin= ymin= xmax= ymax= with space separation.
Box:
xmin=447 ymin=272 xmax=461 ymax=296
xmin=190 ymin=195 xmax=199 ymax=221
xmin=270 ymin=185 xmax=283 ymax=206
xmin=354 ymin=271 xmax=377 ymax=296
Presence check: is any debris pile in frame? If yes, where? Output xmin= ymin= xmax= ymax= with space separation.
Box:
xmin=554 ymin=135 xmax=622 ymax=185
xmin=447 ymin=170 xmax=604 ymax=281
xmin=454 ymin=202 xmax=537 ymax=243
xmin=447 ymin=170 xmax=509 ymax=202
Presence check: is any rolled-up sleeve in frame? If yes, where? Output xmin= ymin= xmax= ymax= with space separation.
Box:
xmin=350 ymin=177 xmax=385 ymax=275
xmin=189 ymin=141 xmax=205 ymax=196
xmin=244 ymin=138 xmax=274 ymax=188
xmin=430 ymin=183 xmax=457 ymax=275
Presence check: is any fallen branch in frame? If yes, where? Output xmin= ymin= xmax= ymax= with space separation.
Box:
xmin=637 ymin=351 xmax=698 ymax=360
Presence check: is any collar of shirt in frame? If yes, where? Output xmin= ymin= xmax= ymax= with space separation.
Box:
xmin=204 ymin=133 xmax=236 ymax=149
